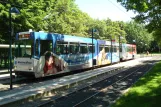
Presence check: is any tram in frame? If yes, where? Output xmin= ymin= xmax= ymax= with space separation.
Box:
xmin=14 ymin=31 xmax=136 ymax=78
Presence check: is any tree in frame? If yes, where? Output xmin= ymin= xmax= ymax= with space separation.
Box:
xmin=125 ymin=21 xmax=153 ymax=53
xmin=41 ymin=0 xmax=92 ymax=37
xmin=0 ymin=0 xmax=91 ymax=43
xmin=117 ymin=0 xmax=161 ymax=50
xmin=117 ymin=0 xmax=161 ymax=31
xmin=0 ymin=0 xmax=54 ymax=43
xmin=103 ymin=19 xmax=126 ymax=43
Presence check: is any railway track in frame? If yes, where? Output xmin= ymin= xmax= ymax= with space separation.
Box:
xmin=33 ymin=58 xmax=157 ymax=107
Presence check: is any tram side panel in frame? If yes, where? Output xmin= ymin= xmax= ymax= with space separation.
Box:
xmin=56 ymin=43 xmax=97 ymax=71
xmin=96 ymin=40 xmax=120 ymax=66
xmin=56 ymin=36 xmax=98 ymax=72
xmin=15 ymin=32 xmax=98 ymax=78
xmin=111 ymin=42 xmax=119 ymax=63
xmin=35 ymin=52 xmax=68 ymax=77
xmin=97 ymin=40 xmax=111 ymax=66
xmin=35 ymin=34 xmax=98 ymax=78
xmin=120 ymin=44 xmax=136 ymax=61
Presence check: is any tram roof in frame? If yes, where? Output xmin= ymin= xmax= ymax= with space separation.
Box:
xmin=16 ymin=31 xmax=97 ymax=44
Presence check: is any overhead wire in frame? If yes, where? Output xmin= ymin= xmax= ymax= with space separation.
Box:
xmin=107 ymin=0 xmax=133 ymax=19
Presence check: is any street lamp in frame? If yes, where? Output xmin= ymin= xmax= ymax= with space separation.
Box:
xmin=119 ymin=36 xmax=124 ymax=62
xmin=9 ymin=7 xmax=20 ymax=90
xmin=111 ymin=37 xmax=112 ymax=65
xmin=91 ymin=28 xmax=98 ymax=69
xmin=92 ymin=29 xmax=94 ymax=69
xmin=132 ymin=40 xmax=136 ymax=58
xmin=119 ymin=35 xmax=121 ymax=62
xmin=140 ymin=42 xmax=143 ymax=58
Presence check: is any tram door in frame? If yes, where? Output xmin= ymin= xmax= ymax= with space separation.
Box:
xmin=40 ymin=40 xmax=53 ymax=55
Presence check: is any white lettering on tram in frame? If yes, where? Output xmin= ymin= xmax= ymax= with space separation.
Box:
xmin=17 ymin=61 xmax=32 ymax=64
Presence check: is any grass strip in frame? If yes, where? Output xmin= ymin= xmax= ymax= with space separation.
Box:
xmin=112 ymin=61 xmax=161 ymax=107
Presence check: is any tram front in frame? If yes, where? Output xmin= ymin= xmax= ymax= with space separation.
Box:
xmin=14 ymin=32 xmax=37 ymax=77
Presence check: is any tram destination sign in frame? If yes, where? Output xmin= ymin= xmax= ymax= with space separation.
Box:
xmin=19 ymin=34 xmax=30 ymax=39
xmin=18 ymin=32 xmax=30 ymax=39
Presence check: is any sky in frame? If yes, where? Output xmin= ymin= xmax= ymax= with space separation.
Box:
xmin=75 ymin=0 xmax=136 ymax=22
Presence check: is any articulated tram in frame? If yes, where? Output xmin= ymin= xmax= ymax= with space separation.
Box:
xmin=14 ymin=31 xmax=136 ymax=78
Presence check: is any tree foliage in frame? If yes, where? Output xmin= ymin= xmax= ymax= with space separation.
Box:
xmin=117 ymin=0 xmax=161 ymax=31
xmin=0 ymin=0 xmax=154 ymax=53
xmin=117 ymin=0 xmax=161 ymax=48
xmin=125 ymin=21 xmax=153 ymax=52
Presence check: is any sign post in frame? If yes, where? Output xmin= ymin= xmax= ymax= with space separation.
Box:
xmin=9 ymin=7 xmax=20 ymax=90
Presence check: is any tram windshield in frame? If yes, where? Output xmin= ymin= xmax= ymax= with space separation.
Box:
xmin=15 ymin=40 xmax=33 ymax=58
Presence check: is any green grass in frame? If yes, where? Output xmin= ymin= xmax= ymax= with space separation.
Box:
xmin=111 ymin=61 xmax=161 ymax=107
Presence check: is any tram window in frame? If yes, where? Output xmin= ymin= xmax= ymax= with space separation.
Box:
xmin=14 ymin=40 xmax=33 ymax=57
xmin=110 ymin=46 xmax=116 ymax=52
xmin=35 ymin=40 xmax=39 ymax=56
xmin=99 ymin=45 xmax=104 ymax=52
xmin=105 ymin=46 xmax=110 ymax=52
xmin=129 ymin=47 xmax=131 ymax=52
xmin=113 ymin=46 xmax=117 ymax=52
xmin=56 ymin=44 xmax=61 ymax=55
xmin=56 ymin=44 xmax=62 ymax=55
xmin=70 ymin=45 xmax=75 ymax=54
xmin=127 ymin=47 xmax=129 ymax=52
xmin=56 ymin=42 xmax=68 ymax=55
xmin=115 ymin=46 xmax=118 ymax=52
xmin=89 ymin=44 xmax=95 ymax=53
xmin=127 ymin=46 xmax=132 ymax=52
xmin=113 ymin=47 xmax=116 ymax=52
xmin=132 ymin=47 xmax=135 ymax=52
xmin=40 ymin=40 xmax=52 ymax=55
xmin=80 ymin=44 xmax=88 ymax=54
xmin=69 ymin=42 xmax=79 ymax=54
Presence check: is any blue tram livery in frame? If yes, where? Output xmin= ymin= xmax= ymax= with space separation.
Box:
xmin=14 ymin=31 xmax=136 ymax=78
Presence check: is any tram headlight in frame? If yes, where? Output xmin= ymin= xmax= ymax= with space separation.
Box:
xmin=29 ymin=67 xmax=33 ymax=71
